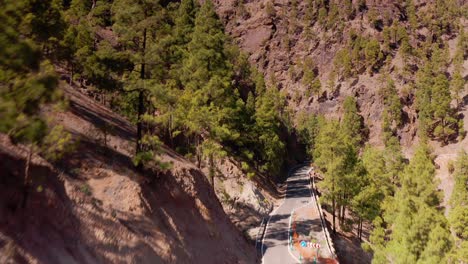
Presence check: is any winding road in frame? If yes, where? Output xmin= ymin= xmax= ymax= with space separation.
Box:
xmin=261 ymin=165 xmax=334 ymax=264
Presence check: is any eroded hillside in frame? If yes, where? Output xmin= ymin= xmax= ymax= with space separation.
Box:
xmin=0 ymin=85 xmax=256 ymax=263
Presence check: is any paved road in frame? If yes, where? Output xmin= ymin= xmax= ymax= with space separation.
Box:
xmin=261 ymin=165 xmax=314 ymax=264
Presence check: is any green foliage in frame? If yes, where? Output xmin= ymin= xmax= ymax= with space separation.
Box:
xmin=314 ymin=119 xmax=359 ymax=232
xmin=380 ymin=77 xmax=402 ymax=142
xmin=0 ymin=2 xmax=61 ymax=147
xmin=334 ymin=49 xmax=352 ymax=78
xmin=449 ymin=151 xmax=468 ymax=241
xmin=451 ymin=70 xmax=464 ymax=108
xmin=406 ymin=0 xmax=417 ymax=32
xmin=80 ymin=183 xmax=92 ymax=196
xmin=334 ymin=34 xmax=383 ymax=78
xmin=301 ymin=58 xmax=321 ymax=97
xmin=254 ymin=87 xmax=286 ymax=176
xmin=318 ymin=7 xmax=327 ymax=27
xmin=17 ymin=0 xmax=66 ymax=53
xmin=371 ymin=144 xmax=452 ymax=263
xmin=416 ymin=56 xmax=460 ymax=143
xmin=364 ymin=39 xmax=382 ymax=72
xmin=41 ymin=125 xmax=75 ymax=161
xmin=202 ymin=139 xmax=227 ymax=183
xmin=265 ymin=1 xmax=276 ymax=18
xmin=60 ymin=7 xmax=125 ymax=90
xmin=341 ymin=96 xmax=363 ymax=147
xmin=296 ymin=112 xmax=319 ymax=158
xmin=367 ymin=8 xmax=379 ymax=30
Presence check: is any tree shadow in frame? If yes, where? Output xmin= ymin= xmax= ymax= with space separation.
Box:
xmin=69 ymin=99 xmax=135 ymax=141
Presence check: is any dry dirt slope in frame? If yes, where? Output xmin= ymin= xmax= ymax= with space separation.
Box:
xmin=0 ymin=85 xmax=257 ymax=264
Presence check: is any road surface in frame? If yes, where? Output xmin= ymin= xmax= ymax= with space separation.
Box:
xmin=261 ymin=165 xmax=333 ymax=264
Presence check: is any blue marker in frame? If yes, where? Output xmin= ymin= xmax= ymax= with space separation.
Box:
xmin=300 ymin=241 xmax=307 ymax=248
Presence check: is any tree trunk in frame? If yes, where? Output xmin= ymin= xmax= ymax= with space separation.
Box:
xmin=21 ymin=144 xmax=33 ymax=209
xmin=332 ymin=197 xmax=336 ymax=234
xmin=209 ymin=154 xmax=215 ymax=191
xmin=331 ymin=154 xmax=336 ymax=234
xmin=136 ymin=90 xmax=144 ymax=155
xmin=70 ymin=65 xmax=74 ymax=86
xmin=341 ymin=205 xmax=346 ymax=225
xmin=341 ymin=192 xmax=346 ymax=224
xmin=169 ymin=112 xmax=174 ymax=148
xmin=359 ymin=218 xmax=363 ymax=241
xmin=136 ymin=28 xmax=147 ymax=157
xmin=196 ymin=135 xmax=201 ymax=169
xmin=338 ymin=204 xmax=342 ymax=226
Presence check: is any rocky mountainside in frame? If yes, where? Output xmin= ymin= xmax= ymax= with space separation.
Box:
xmin=211 ymin=0 xmax=467 ymax=205
xmin=207 ymin=1 xmax=467 ymax=262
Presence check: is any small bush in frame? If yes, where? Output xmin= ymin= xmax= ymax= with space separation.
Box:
xmin=447 ymin=160 xmax=455 ymax=174
xmin=265 ymin=1 xmax=275 ymax=18
xmin=41 ymin=125 xmax=76 ymax=161
xmin=80 ymin=184 xmax=92 ymax=196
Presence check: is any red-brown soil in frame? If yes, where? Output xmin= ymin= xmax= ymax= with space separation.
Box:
xmin=0 ymin=84 xmax=257 ymax=263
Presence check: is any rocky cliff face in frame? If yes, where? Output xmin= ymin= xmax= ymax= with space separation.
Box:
xmin=213 ymin=0 xmax=466 ymax=144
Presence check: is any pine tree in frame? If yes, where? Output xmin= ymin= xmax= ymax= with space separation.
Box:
xmin=406 ymin=0 xmax=417 ymax=32
xmin=356 ymin=140 xmax=405 ymax=243
xmin=179 ymin=0 xmax=241 ymax=167
xmin=380 ymin=77 xmax=402 ymax=143
xmin=265 ymin=1 xmax=276 ymax=18
xmin=373 ymin=144 xmax=452 ymax=263
xmin=416 ymin=58 xmax=459 ymax=143
xmin=296 ymin=112 xmax=319 ymax=157
xmin=364 ymin=39 xmax=382 ymax=72
xmin=341 ymin=96 xmax=363 ymax=147
xmin=452 ymin=29 xmax=466 ymax=109
xmin=448 ymin=151 xmax=468 ymax=246
xmin=17 ymin=0 xmax=66 ymax=55
xmin=254 ymin=87 xmax=286 ymax=176
xmin=169 ymin=0 xmax=198 ymax=74
xmin=111 ymin=0 xmax=166 ymax=162
xmin=314 ymin=119 xmax=355 ymax=233
xmin=60 ymin=0 xmax=120 ymax=88
xmin=302 ymin=58 xmax=321 ymax=97
xmin=432 ymin=74 xmax=457 ymax=143
xmin=0 ymin=1 xmax=66 ymax=207
xmin=150 ymin=0 xmax=198 ymax=146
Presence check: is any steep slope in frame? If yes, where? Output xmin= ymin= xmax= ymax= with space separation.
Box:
xmin=0 ymin=84 xmax=257 ymax=263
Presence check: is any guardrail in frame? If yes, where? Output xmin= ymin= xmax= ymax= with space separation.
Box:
xmin=310 ymin=173 xmax=338 ymax=261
